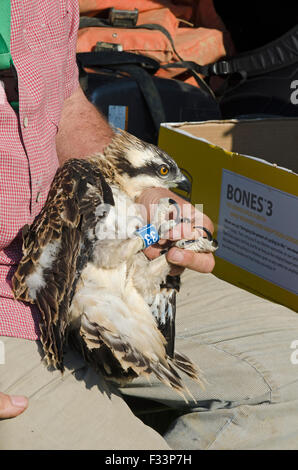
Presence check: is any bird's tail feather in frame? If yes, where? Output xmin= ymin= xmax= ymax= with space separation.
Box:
xmin=80 ymin=313 xmax=152 ymax=379
xmin=172 ymin=351 xmax=206 ymax=389
xmin=80 ymin=313 xmax=203 ymax=402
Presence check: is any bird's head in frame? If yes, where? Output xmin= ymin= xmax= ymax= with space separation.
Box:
xmin=100 ymin=130 xmax=191 ymax=199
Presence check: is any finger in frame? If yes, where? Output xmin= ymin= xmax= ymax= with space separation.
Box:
xmin=166 ymin=247 xmax=215 ymax=273
xmin=0 ymin=393 xmax=28 ymax=419
xmin=143 ymin=246 xmax=184 ymax=275
xmin=143 ymin=239 xmax=174 ymax=260
xmin=143 ymin=245 xmax=162 ymax=260
xmin=194 ymin=213 xmax=214 ymax=236
xmin=174 ymin=199 xmax=214 ymax=235
xmin=156 ymin=239 xmax=168 ymax=246
xmin=137 ymin=187 xmax=214 ymax=234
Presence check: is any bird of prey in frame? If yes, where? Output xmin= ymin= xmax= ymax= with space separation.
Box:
xmin=12 ymin=130 xmax=217 ymax=400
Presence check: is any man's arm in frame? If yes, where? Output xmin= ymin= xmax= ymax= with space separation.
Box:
xmin=56 ymin=86 xmax=114 ymax=164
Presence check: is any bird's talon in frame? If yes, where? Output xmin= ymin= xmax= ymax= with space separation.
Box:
xmin=193 ymin=225 xmax=213 ymax=241
xmin=175 ymin=237 xmax=218 ymax=253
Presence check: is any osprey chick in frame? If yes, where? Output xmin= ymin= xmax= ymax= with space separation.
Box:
xmin=12 ymin=130 xmax=217 ymax=401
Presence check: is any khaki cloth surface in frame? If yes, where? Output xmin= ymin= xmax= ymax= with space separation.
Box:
xmin=1 ymin=271 xmax=298 ymax=449
xmin=0 ymin=337 xmax=169 ymax=450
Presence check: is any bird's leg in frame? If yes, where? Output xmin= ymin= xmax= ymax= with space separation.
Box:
xmin=152 ymin=199 xmax=218 ymax=254
xmin=175 ymin=226 xmax=218 ymax=253
xmin=146 ymin=250 xmax=171 ymax=277
xmin=119 ymin=236 xmax=144 ymax=259
xmin=136 ymin=198 xmax=182 ymax=279
xmin=175 ymin=237 xmax=218 ymax=253
xmin=133 ymin=199 xmax=218 ymax=257
xmin=131 ymin=198 xmax=180 ymax=256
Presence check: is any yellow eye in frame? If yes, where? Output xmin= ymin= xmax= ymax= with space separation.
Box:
xmin=159 ymin=165 xmax=169 ymax=176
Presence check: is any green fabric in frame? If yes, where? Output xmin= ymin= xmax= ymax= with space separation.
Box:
xmin=0 ymin=0 xmax=12 ymax=70
xmin=0 ymin=0 xmax=19 ymax=110
xmin=10 ymin=100 xmax=19 ymax=110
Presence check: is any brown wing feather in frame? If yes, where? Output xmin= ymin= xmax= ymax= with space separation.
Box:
xmin=150 ymin=275 xmax=181 ymax=358
xmin=12 ymin=158 xmax=114 ymax=370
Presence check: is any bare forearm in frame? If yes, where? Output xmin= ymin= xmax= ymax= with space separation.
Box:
xmin=56 ymin=86 xmax=114 ymax=165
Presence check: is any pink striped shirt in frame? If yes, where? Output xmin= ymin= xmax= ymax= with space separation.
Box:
xmin=0 ymin=0 xmax=79 ymax=340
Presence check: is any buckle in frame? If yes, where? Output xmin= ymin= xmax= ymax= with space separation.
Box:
xmin=211 ymin=61 xmax=231 ymax=76
xmin=109 ymin=8 xmax=139 ymax=28
xmin=94 ymin=41 xmax=123 ymax=52
xmin=0 ymin=65 xmax=19 ymax=103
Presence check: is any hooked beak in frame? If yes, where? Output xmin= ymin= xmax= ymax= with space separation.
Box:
xmin=176 ymin=172 xmax=192 ymax=193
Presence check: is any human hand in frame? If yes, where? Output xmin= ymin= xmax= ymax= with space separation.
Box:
xmin=137 ymin=187 xmax=215 ymax=275
xmin=0 ymin=392 xmax=28 ymax=419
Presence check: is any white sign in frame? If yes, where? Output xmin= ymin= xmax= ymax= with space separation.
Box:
xmin=108 ymin=105 xmax=128 ymax=130
xmin=217 ymin=169 xmax=298 ymax=294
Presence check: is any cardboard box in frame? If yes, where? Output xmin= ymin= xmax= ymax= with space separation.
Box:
xmin=158 ymin=119 xmax=298 ymax=312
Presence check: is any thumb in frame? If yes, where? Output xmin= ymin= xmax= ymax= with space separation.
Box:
xmin=0 ymin=392 xmax=28 ymax=419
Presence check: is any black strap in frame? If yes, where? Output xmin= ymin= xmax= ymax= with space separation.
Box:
xmin=139 ymin=23 xmax=216 ymax=96
xmin=209 ymin=24 xmax=298 ymax=78
xmin=114 ymin=63 xmax=166 ymax=132
xmin=77 ymin=50 xmax=160 ymax=74
xmin=76 ymin=51 xmax=166 ymax=136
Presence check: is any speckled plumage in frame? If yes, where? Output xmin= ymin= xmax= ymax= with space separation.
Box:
xmin=12 ymin=130 xmax=211 ymax=400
